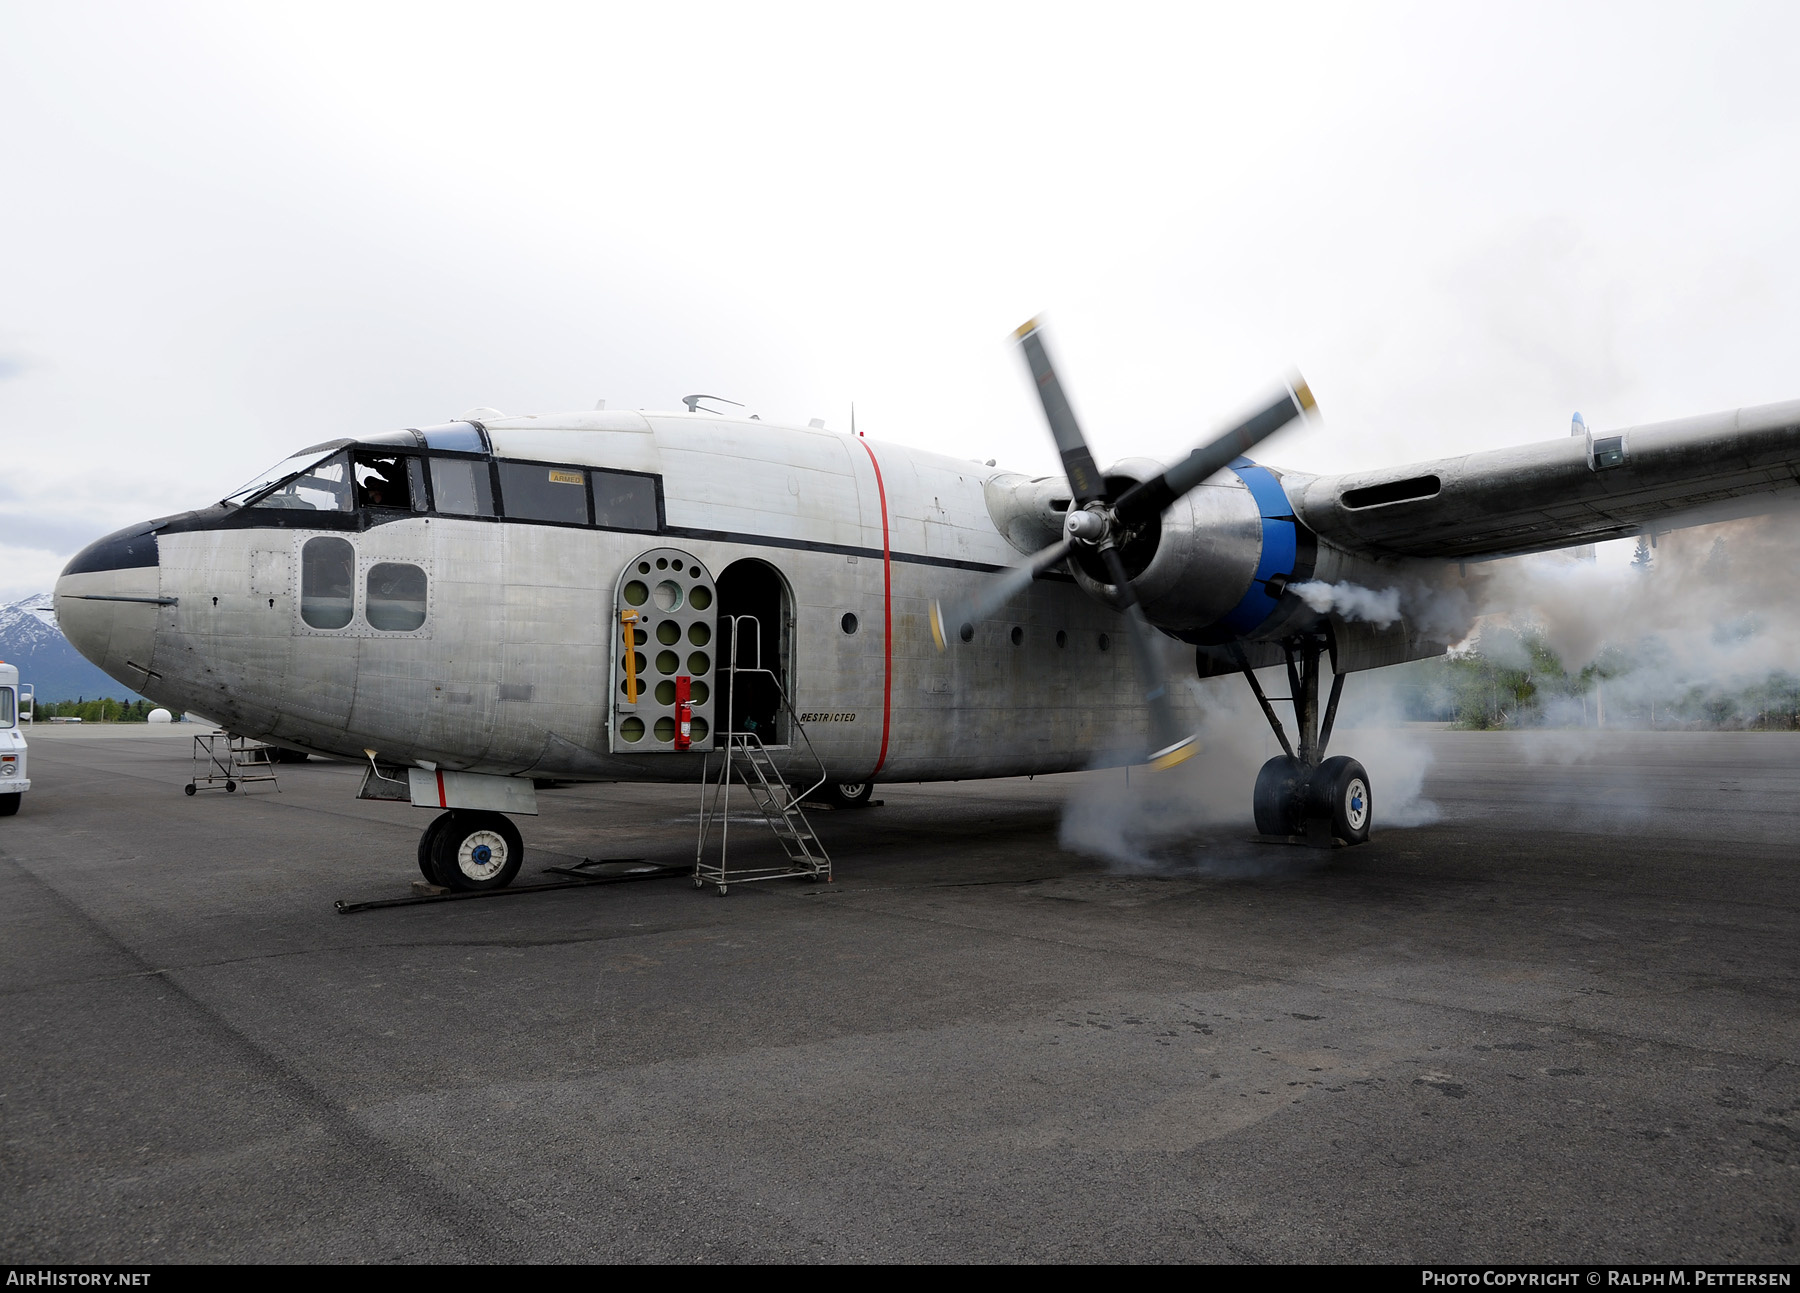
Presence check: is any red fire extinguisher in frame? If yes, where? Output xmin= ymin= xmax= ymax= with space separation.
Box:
xmin=675 ymin=675 xmax=692 ymax=751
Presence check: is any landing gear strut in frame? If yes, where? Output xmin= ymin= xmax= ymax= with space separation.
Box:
xmin=1235 ymin=632 xmax=1371 ymax=846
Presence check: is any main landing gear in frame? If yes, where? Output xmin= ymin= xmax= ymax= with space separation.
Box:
xmin=1235 ymin=632 xmax=1372 ymax=847
xmin=417 ymin=809 xmax=524 ymax=891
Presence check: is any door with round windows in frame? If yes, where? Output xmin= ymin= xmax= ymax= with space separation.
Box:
xmin=611 ymin=548 xmax=717 ymax=754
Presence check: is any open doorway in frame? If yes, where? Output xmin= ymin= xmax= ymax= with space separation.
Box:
xmin=716 ymin=558 xmax=790 ymax=745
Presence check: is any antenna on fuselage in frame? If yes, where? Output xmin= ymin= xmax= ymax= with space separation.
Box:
xmin=682 ymin=394 xmax=744 ymax=415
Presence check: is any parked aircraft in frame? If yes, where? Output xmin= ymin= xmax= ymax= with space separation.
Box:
xmin=52 ymin=321 xmax=1800 ymax=889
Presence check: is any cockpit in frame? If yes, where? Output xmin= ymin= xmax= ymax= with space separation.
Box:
xmin=220 ymin=422 xmax=659 ymax=532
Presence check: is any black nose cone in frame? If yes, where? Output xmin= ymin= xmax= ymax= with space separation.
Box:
xmin=63 ymin=522 xmax=161 ymax=576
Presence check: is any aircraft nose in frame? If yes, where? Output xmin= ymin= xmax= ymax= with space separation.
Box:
xmin=54 ymin=521 xmax=164 ymax=677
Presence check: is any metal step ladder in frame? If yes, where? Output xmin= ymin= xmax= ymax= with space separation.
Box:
xmin=694 ymin=614 xmax=832 ymax=895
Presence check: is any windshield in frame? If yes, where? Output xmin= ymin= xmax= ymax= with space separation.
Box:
xmin=223 ymin=448 xmax=354 ymax=512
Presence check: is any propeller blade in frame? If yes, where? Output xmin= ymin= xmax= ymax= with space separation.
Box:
xmin=1098 ymin=544 xmax=1197 ymax=769
xmin=931 ymin=538 xmax=1074 ymax=650
xmin=1112 ymin=377 xmax=1315 ymax=527
xmin=1015 ymin=318 xmax=1109 ymax=506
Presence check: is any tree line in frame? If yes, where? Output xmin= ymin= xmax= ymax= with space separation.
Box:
xmin=30 ymin=697 xmax=167 ymax=723
xmin=1390 ymin=625 xmax=1800 ymax=731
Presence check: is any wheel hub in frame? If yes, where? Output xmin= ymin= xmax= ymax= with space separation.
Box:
xmin=457 ymin=829 xmax=509 ymax=881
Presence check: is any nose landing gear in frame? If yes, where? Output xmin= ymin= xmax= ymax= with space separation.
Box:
xmin=1235 ymin=632 xmax=1372 ymax=847
xmin=417 ymin=809 xmax=524 ymax=890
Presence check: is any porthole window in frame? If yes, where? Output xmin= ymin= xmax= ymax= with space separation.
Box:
xmin=300 ymin=537 xmax=355 ymax=629
xmin=959 ymin=622 xmax=974 ymax=643
xmin=1010 ymin=626 xmax=1023 ymax=646
xmin=841 ymin=612 xmax=859 ymax=635
xmin=1098 ymin=633 xmax=1111 ymax=652
xmin=366 ymin=562 xmax=427 ymax=631
xmin=1055 ymin=630 xmax=1067 ymax=648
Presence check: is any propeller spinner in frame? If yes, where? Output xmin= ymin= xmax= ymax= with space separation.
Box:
xmin=932 ymin=317 xmax=1315 ymax=770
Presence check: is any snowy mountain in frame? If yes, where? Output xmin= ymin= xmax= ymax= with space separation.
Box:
xmin=0 ymin=593 xmax=145 ymax=703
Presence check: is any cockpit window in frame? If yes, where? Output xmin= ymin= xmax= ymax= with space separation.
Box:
xmin=0 ymin=687 xmax=14 ymax=728
xmin=354 ymin=454 xmax=421 ymax=510
xmin=231 ymin=450 xmax=354 ymax=512
xmin=429 ymin=458 xmax=495 ymax=517
xmin=223 ymin=445 xmax=349 ymax=509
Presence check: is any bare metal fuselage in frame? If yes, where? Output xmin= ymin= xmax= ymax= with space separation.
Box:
xmin=54 ymin=412 xmax=1420 ymax=785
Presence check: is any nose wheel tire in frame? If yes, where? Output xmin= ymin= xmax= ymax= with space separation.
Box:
xmin=417 ymin=811 xmax=453 ymax=884
xmin=0 ymin=793 xmax=19 ymax=817
xmin=429 ymin=809 xmax=524 ymax=892
xmin=823 ymin=781 xmax=874 ymax=809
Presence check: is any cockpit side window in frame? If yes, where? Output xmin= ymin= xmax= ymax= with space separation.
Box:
xmin=0 ymin=687 xmax=14 ymax=728
xmin=429 ymin=458 xmax=495 ymax=516
xmin=354 ymin=453 xmax=417 ymax=511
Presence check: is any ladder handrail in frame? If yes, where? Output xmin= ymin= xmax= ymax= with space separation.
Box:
xmin=718 ymin=612 xmax=828 ymax=804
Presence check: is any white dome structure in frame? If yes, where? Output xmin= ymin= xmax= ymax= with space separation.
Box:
xmin=147 ymin=708 xmax=173 ymax=724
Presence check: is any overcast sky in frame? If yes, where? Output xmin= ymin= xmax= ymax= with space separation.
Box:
xmin=4 ymin=2 xmax=1798 ymax=600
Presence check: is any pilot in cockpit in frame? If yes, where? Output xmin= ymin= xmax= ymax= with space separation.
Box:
xmin=355 ymin=455 xmax=410 ymax=510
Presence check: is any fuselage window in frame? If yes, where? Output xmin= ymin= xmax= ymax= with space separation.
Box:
xmin=497 ymin=462 xmax=589 ymax=525
xmin=355 ymin=454 xmax=418 ymax=510
xmin=253 ymin=451 xmax=354 ymax=513
xmin=593 ymin=470 xmax=659 ymax=530
xmin=366 ymin=562 xmax=428 ymax=631
xmin=430 ymin=458 xmax=495 ymax=517
xmin=300 ymin=536 xmax=356 ymax=629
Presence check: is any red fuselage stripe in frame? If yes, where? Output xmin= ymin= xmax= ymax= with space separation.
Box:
xmin=858 ymin=439 xmax=893 ymax=778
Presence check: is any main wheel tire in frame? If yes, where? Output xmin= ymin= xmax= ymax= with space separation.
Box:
xmin=429 ymin=810 xmax=524 ymax=892
xmin=1310 ymin=755 xmax=1372 ymax=845
xmin=823 ymin=781 xmax=874 ymax=809
xmin=417 ymin=811 xmax=453 ymax=884
xmin=1253 ymin=755 xmax=1307 ymax=836
xmin=0 ymin=793 xmax=19 ymax=817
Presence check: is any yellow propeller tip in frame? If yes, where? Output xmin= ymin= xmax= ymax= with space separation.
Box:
xmin=929 ymin=603 xmax=947 ymax=651
xmin=1293 ymin=379 xmax=1317 ymax=412
xmin=1012 ymin=317 xmax=1041 ymax=340
xmin=1150 ymin=738 xmax=1199 ymax=771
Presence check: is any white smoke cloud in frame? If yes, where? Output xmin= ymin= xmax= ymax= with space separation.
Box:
xmin=1289 ymin=579 xmax=1403 ymax=628
xmin=1058 ymin=669 xmax=1442 ymax=874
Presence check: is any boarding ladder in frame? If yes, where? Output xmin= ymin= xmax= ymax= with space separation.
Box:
xmin=694 ymin=614 xmax=831 ymax=895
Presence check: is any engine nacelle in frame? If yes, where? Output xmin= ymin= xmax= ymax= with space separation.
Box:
xmin=985 ymin=458 xmax=1316 ymax=639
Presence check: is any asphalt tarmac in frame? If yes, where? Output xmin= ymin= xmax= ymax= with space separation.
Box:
xmin=2 ymin=725 xmax=1795 ymax=1264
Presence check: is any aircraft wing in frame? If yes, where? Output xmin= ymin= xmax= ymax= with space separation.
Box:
xmin=1290 ymin=398 xmax=1800 ymax=560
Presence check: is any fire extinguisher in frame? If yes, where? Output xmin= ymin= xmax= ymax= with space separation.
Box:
xmin=675 ymin=675 xmax=692 ymax=750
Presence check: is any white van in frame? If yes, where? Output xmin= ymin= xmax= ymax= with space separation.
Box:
xmin=0 ymin=662 xmax=27 ymax=815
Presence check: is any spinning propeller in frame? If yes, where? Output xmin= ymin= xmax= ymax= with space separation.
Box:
xmin=931 ymin=318 xmax=1315 ymax=769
